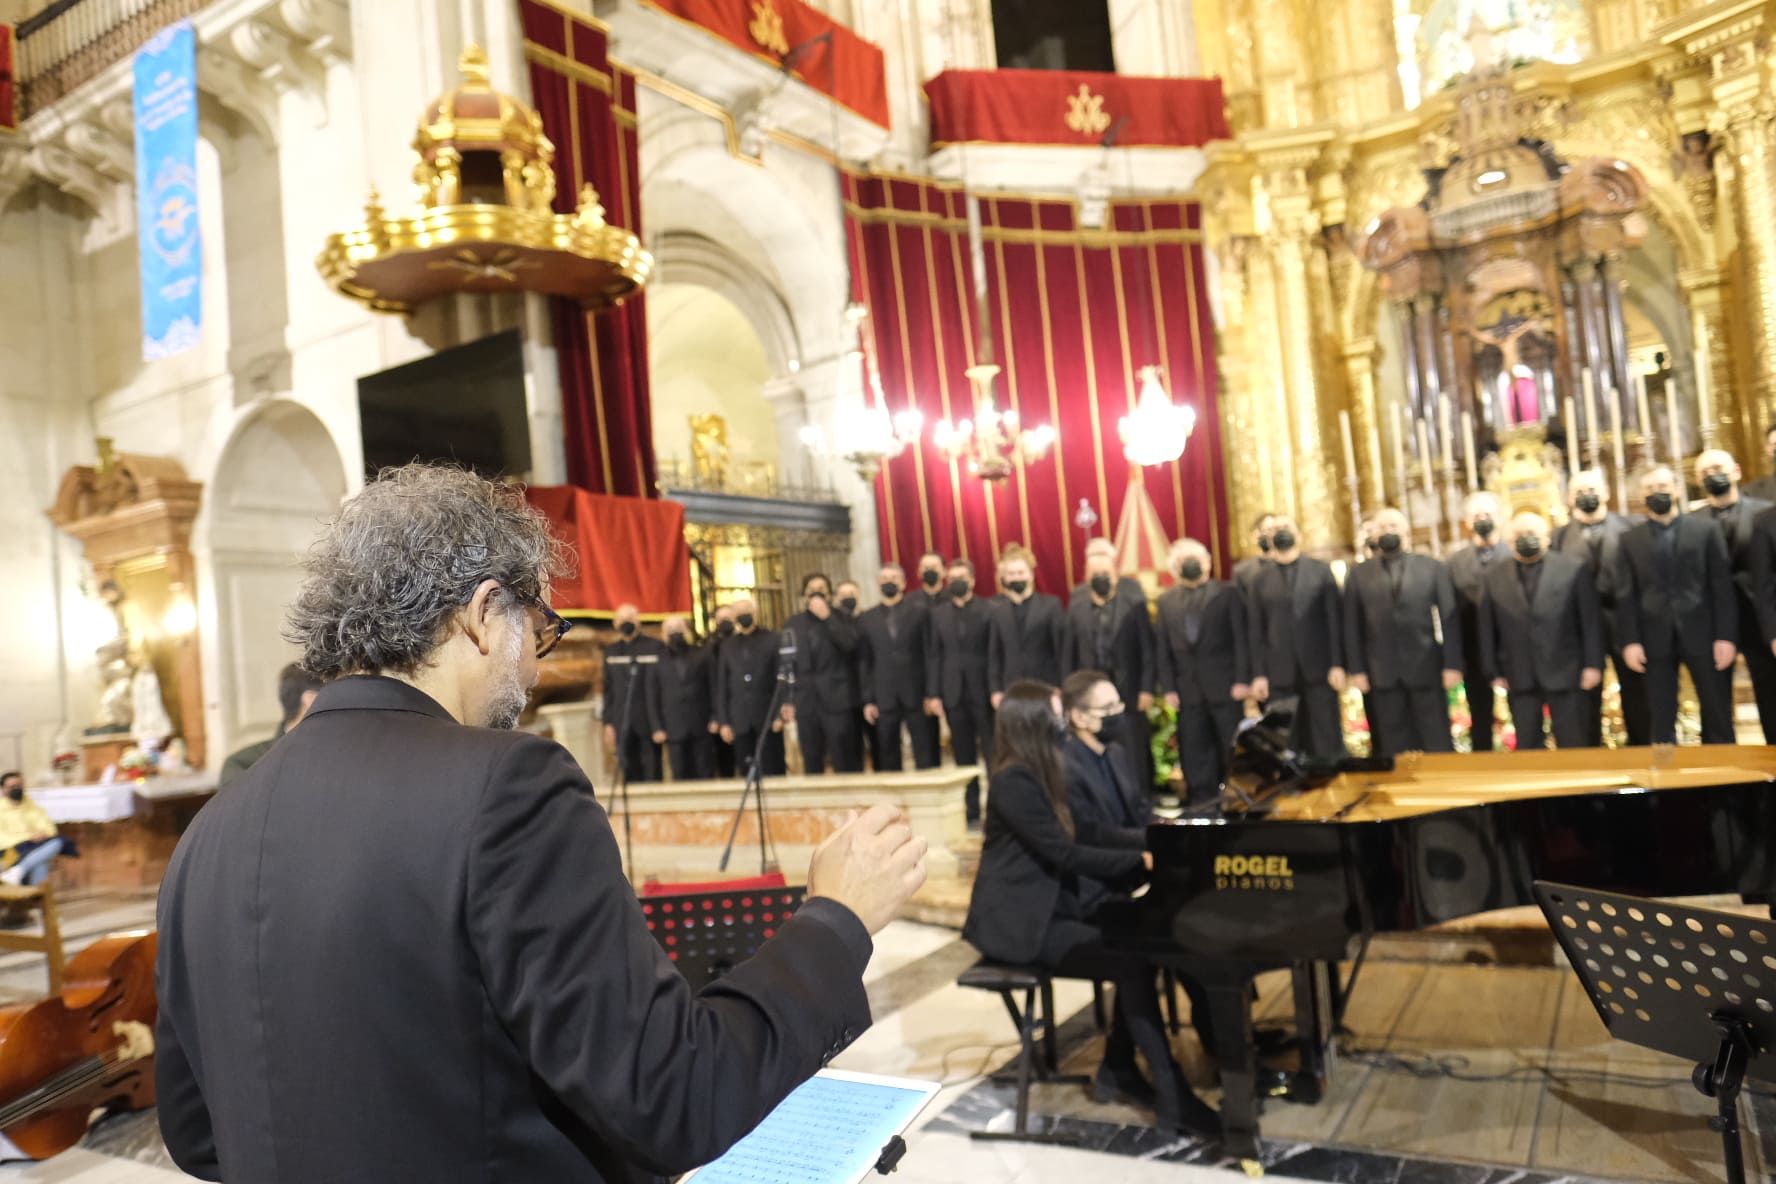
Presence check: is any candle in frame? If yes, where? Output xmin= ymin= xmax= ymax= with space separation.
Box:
xmin=1417 ymin=417 xmax=1435 ymax=497
xmin=1339 ymin=410 xmax=1359 ymax=492
xmin=1461 ymin=410 xmax=1477 ymax=489
xmin=1393 ymin=401 xmax=1410 ymax=478
xmin=1668 ymin=382 xmax=1685 ymax=473
xmin=1564 ymin=396 xmax=1581 ymax=481
xmin=1583 ymin=366 xmax=1601 ymax=463
xmin=1367 ymin=422 xmax=1387 ymax=510
xmin=1607 ymin=384 xmax=1628 ymax=514
xmin=1439 ymin=395 xmax=1455 ymax=470
xmin=1695 ymin=338 xmax=1714 ymax=442
xmin=1635 ymin=372 xmax=1654 ymax=449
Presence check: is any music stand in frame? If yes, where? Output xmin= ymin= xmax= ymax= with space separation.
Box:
xmin=1535 ymin=881 xmax=1776 ymax=1184
xmin=640 ymin=884 xmax=806 ymax=987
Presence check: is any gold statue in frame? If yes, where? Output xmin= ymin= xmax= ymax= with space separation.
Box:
xmin=690 ymin=414 xmax=730 ymax=489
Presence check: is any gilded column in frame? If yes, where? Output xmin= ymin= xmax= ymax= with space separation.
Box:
xmin=1264 ymin=181 xmax=1343 ymax=546
xmin=1214 ymin=236 xmax=1272 ymax=549
xmin=1680 ymin=269 xmax=1739 ymax=453
xmin=1344 ymin=337 xmax=1386 ymax=509
xmin=1716 ymin=95 xmax=1776 ymax=430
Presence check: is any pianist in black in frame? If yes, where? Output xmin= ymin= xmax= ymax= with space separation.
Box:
xmin=1612 ymin=465 xmax=1738 ymax=744
xmin=1154 ymin=538 xmax=1250 ymax=805
xmin=1478 ymin=512 xmax=1603 ymax=749
xmin=963 ymin=680 xmax=1220 ymax=1139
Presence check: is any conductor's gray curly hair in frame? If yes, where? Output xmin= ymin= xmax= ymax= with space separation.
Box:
xmin=285 ymin=465 xmax=571 ymax=679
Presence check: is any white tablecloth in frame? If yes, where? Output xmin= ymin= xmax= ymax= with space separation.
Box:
xmin=31 ymin=773 xmax=215 ymax=824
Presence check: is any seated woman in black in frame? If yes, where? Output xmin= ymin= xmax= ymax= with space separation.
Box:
xmin=962 ymin=680 xmax=1219 ymax=1138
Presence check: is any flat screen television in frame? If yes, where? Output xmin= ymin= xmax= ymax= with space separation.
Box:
xmin=357 ymin=329 xmax=533 ymax=480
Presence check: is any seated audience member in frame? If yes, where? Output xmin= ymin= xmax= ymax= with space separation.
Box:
xmin=220 ymin=664 xmax=325 ymax=788
xmin=0 ymin=772 xmax=60 ymax=888
xmin=963 ymin=681 xmax=1219 ymax=1138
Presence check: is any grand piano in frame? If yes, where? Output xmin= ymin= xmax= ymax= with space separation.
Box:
xmin=1102 ymin=707 xmax=1776 ymax=1157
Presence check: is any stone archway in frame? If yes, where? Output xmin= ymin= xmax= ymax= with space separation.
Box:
xmin=201 ymin=400 xmax=346 ymax=758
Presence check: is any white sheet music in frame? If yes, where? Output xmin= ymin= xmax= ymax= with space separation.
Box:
xmin=683 ymin=1071 xmax=936 ymax=1184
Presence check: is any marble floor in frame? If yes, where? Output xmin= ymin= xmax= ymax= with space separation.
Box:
xmin=0 ymin=904 xmax=1764 ymax=1183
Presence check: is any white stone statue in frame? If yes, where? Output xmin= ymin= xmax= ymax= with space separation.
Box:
xmin=130 ymin=657 xmax=174 ymax=749
xmin=92 ymin=637 xmax=135 ymax=734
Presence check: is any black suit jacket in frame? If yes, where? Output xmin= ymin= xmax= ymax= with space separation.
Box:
xmin=1551 ymin=512 xmax=1638 ymax=648
xmin=1445 ymin=543 xmax=1505 ymax=674
xmin=927 ymin=596 xmax=994 ymax=705
xmin=1343 ymin=554 xmax=1462 ymax=689
xmin=1477 ymin=552 xmax=1603 ymax=691
xmin=155 ymin=676 xmax=872 ymax=1183
xmin=1061 ymin=735 xmax=1149 ymax=848
xmin=656 ymin=643 xmax=715 ymax=742
xmin=857 ymin=599 xmax=930 ymax=712
xmin=1700 ymin=494 xmax=1773 ymax=602
xmin=987 ymin=594 xmax=1067 ymax=692
xmin=1612 ymin=515 xmax=1738 ymax=658
xmin=961 ymin=764 xmax=1144 ymax=964
xmin=1154 ymin=581 xmax=1249 ymax=705
xmin=602 ymin=636 xmax=666 ymax=737
xmin=785 ymin=609 xmax=862 ymax=712
xmin=1249 ymin=557 xmax=1344 ymax=689
xmin=715 ymin=628 xmax=782 ymax=731
xmin=1744 ymin=474 xmax=1776 ymax=503
xmin=1062 ymin=590 xmax=1156 ymax=708
xmin=1751 ymin=506 xmax=1776 ymax=647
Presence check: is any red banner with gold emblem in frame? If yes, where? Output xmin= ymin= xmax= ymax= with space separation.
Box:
xmin=526 ymin=486 xmax=693 ymax=617
xmin=641 ymin=0 xmax=889 ymax=128
xmin=924 ymin=69 xmax=1228 ymax=150
xmin=0 ymin=25 xmax=16 ymax=133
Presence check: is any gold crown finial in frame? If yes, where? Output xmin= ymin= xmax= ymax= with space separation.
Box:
xmin=459 ymin=45 xmax=490 ymax=84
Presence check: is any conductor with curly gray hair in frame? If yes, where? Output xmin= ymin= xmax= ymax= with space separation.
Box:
xmin=153 ymin=463 xmax=928 ymax=1183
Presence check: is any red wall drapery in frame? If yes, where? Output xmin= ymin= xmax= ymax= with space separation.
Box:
xmin=520 ymin=0 xmax=656 ymax=498
xmin=843 ymin=174 xmax=1229 ymax=596
xmin=527 ymin=486 xmax=692 ymax=617
xmin=640 ymin=0 xmax=890 ymax=128
xmin=924 ymin=69 xmax=1229 ymax=149
xmin=0 ymin=25 xmax=15 ymax=132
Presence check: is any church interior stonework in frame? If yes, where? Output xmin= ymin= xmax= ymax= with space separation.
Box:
xmin=8 ymin=0 xmax=1776 ymax=1180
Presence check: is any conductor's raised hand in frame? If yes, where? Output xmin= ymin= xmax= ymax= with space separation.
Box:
xmin=807 ymin=804 xmax=929 ymax=935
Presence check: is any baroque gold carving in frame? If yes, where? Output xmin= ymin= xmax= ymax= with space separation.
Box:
xmin=1064 ymin=85 xmax=1112 ymax=137
xmin=747 ymin=0 xmax=790 ymax=57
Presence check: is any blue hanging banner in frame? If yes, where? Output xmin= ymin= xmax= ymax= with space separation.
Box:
xmin=133 ymin=22 xmax=201 ymax=361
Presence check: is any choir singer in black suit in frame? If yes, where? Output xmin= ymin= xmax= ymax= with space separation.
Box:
xmin=1343 ymin=508 xmax=1461 ymax=756
xmin=858 ymin=564 xmax=940 ymax=770
xmin=1445 ymin=491 xmax=1505 ymax=751
xmin=1478 ymin=512 xmax=1603 ymax=749
xmin=928 ymin=559 xmax=996 ymax=822
xmin=601 ymin=603 xmax=665 ymax=782
xmin=1248 ymin=516 xmax=1347 ymax=760
xmin=1612 ymin=466 xmax=1738 ymax=744
xmin=715 ymin=597 xmax=787 ymax=776
xmin=783 ymin=573 xmax=863 ymax=774
xmin=1551 ymin=469 xmax=1647 ymax=745
xmin=155 ymin=463 xmax=929 ymax=1183
xmin=657 ymin=615 xmax=717 ymax=780
xmin=1065 ymin=548 xmax=1158 ymax=794
xmin=1695 ymin=449 xmax=1776 ymax=743
xmin=988 ymin=545 xmax=1067 ymax=704
xmin=1154 ymin=538 xmax=1249 ymax=805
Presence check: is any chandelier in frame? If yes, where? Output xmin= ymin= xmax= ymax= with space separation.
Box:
xmin=1118 ymin=366 xmax=1196 ymax=467
xmin=799 ymin=399 xmax=924 ymax=482
xmin=932 ymin=364 xmax=1057 ymax=482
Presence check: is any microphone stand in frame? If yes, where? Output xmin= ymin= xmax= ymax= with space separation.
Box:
xmin=720 ymin=634 xmax=794 ymax=875
xmin=609 ymin=651 xmax=645 ymax=884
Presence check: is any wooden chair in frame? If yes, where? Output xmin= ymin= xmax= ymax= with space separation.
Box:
xmin=0 ymin=885 xmax=65 ymax=995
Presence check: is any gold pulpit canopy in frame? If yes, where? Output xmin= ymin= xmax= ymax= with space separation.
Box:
xmin=316 ymin=46 xmax=652 ymax=315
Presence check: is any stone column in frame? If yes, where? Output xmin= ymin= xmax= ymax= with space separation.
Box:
xmin=759 ymin=376 xmax=813 ymax=490
xmin=1264 ymin=184 xmax=1343 ymax=546
xmin=1680 ymin=269 xmax=1735 ymax=450
xmin=1715 ymin=94 xmax=1776 ymax=429
xmin=1344 ymin=337 xmax=1386 ymax=510
xmin=1213 ymin=237 xmax=1272 ymax=548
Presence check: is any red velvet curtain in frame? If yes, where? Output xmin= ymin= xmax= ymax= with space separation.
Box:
xmin=843 ymin=174 xmax=1229 ymax=597
xmin=0 ymin=25 xmax=14 ymax=131
xmin=527 ymin=486 xmax=692 ymax=616
xmin=520 ymin=1 xmax=656 ymax=498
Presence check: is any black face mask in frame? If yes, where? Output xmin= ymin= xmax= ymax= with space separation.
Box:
xmin=922 ymin=569 xmax=943 ymax=589
xmin=3 ymin=787 xmax=19 ymax=804
xmin=1258 ymin=536 xmax=1273 ymax=554
xmin=667 ymin=633 xmax=688 ymax=652
xmin=1006 ymin=580 xmax=1029 ymax=596
xmin=948 ymin=579 xmax=970 ymax=600
xmin=618 ymin=621 xmax=637 ymax=638
xmin=1574 ymin=492 xmax=1601 ymax=514
xmin=1646 ymin=492 xmax=1675 ymax=516
xmin=1271 ymin=529 xmax=1297 ymax=552
xmin=736 ymin=613 xmax=755 ymax=630
xmin=1377 ymin=533 xmax=1403 ymax=554
xmin=880 ymin=582 xmax=900 ymax=600
xmin=1515 ymin=535 xmax=1543 ymax=559
xmin=715 ymin=619 xmax=736 ymax=637
xmin=1090 ymin=574 xmax=1113 ymax=597
xmin=1704 ymin=473 xmax=1734 ymax=497
xmin=1474 ymin=518 xmax=1495 ymax=539
xmin=1180 ymin=559 xmax=1203 ymax=582
xmin=838 ymin=596 xmax=858 ymax=613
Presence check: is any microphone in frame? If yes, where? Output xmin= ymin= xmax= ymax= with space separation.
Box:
xmin=779 ymin=626 xmax=797 ymax=687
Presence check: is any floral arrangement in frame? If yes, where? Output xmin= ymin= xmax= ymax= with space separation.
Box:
xmin=1147 ymin=698 xmax=1181 ymax=792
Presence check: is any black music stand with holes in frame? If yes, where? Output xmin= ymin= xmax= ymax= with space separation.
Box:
xmin=639 ymin=885 xmax=806 ymax=988
xmin=1535 ymin=880 xmax=1776 ymax=1184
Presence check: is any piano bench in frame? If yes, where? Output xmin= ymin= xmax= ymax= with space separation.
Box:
xmin=957 ymin=959 xmax=1091 ymax=1143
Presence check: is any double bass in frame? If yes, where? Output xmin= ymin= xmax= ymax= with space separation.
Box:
xmin=0 ymin=932 xmax=158 ymax=1159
